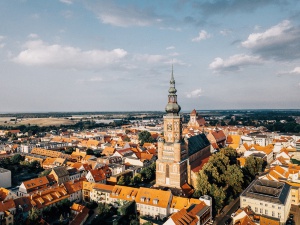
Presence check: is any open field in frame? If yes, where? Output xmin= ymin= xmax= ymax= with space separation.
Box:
xmin=0 ymin=117 xmax=77 ymax=127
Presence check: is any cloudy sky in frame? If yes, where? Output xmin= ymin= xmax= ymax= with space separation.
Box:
xmin=1 ymin=0 xmax=300 ymax=112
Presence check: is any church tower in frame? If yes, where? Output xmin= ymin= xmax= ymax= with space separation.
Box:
xmin=155 ymin=67 xmax=188 ymax=189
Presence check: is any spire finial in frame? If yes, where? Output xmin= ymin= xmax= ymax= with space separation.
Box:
xmin=171 ymin=64 xmax=174 ymax=81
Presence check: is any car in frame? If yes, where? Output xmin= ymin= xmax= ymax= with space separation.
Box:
xmin=289 ymin=213 xmax=294 ymax=219
xmin=231 ymin=213 xmax=235 ymax=218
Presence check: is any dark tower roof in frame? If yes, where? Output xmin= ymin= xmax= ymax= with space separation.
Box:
xmin=165 ymin=66 xmax=181 ymax=114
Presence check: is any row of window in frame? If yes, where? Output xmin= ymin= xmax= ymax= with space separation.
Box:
xmin=254 ymin=207 xmax=281 ymax=218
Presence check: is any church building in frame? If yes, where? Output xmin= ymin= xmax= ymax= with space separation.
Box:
xmin=155 ymin=69 xmax=211 ymax=190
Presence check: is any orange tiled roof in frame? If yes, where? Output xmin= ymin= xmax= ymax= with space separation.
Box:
xmin=0 ymin=188 xmax=10 ymax=201
xmin=135 ymin=187 xmax=171 ymax=208
xmin=0 ymin=199 xmax=15 ymax=212
xmin=170 ymin=208 xmax=198 ymax=225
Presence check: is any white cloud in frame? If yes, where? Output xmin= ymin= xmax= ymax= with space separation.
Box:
xmin=87 ymin=2 xmax=161 ymax=27
xmin=242 ymin=20 xmax=292 ymax=48
xmin=0 ymin=36 xmax=5 ymax=48
xmin=186 ymin=89 xmax=203 ymax=98
xmin=28 ymin=33 xmax=39 ymax=39
xmin=209 ymin=54 xmax=262 ymax=72
xmin=60 ymin=0 xmax=73 ymax=5
xmin=241 ymin=20 xmax=300 ymax=60
xmin=220 ymin=29 xmax=231 ymax=36
xmin=192 ymin=30 xmax=211 ymax=42
xmin=166 ymin=46 xmax=175 ymax=50
xmin=291 ymin=67 xmax=300 ymax=74
xmin=13 ymin=39 xmax=127 ymax=70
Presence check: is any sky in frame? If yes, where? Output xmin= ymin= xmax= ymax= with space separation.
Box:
xmin=1 ymin=0 xmax=300 ymax=112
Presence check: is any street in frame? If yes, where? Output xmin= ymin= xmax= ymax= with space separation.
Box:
xmin=214 ymin=197 xmax=240 ymax=225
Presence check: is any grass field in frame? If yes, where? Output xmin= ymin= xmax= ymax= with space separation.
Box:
xmin=0 ymin=117 xmax=77 ymax=127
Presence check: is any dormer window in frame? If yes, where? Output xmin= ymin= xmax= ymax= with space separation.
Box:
xmin=153 ymin=199 xmax=159 ymax=205
xmin=141 ymin=197 xmax=145 ymax=202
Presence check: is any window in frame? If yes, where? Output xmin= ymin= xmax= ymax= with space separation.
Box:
xmin=173 ymin=165 xmax=177 ymax=173
xmin=278 ymin=213 xmax=281 ymax=218
xmin=265 ymin=210 xmax=268 ymax=215
xmin=255 ymin=207 xmax=258 ymax=212
xmin=260 ymin=209 xmax=263 ymax=213
xmin=260 ymin=203 xmax=263 ymax=205
xmin=272 ymin=211 xmax=275 ymax=216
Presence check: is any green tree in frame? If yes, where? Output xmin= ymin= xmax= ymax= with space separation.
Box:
xmin=123 ymin=136 xmax=131 ymax=142
xmin=220 ymin=147 xmax=237 ymax=165
xmin=86 ymin=149 xmax=94 ymax=155
xmin=28 ymin=207 xmax=41 ymax=224
xmin=59 ymin=214 xmax=64 ymax=223
xmin=117 ymin=176 xmax=126 ymax=185
xmin=97 ymin=202 xmax=110 ymax=216
xmin=210 ymin=184 xmax=226 ymax=213
xmin=194 ymin=170 xmax=211 ymax=197
xmin=132 ymin=173 xmax=142 ymax=185
xmin=11 ymin=154 xmax=24 ymax=164
xmin=138 ymin=131 xmax=154 ymax=146
xmin=64 ymin=147 xmax=75 ymax=154
xmin=245 ymin=156 xmax=263 ymax=176
xmin=38 ymin=169 xmax=52 ymax=177
xmin=224 ymin=165 xmax=244 ymax=195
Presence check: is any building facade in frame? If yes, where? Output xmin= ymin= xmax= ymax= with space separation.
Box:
xmin=156 ymin=69 xmax=188 ymax=189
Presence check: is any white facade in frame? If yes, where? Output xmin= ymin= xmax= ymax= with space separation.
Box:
xmin=0 ymin=168 xmax=11 ymax=188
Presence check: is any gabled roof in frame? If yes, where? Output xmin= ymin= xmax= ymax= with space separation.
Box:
xmin=188 ymin=133 xmax=210 ymax=156
xmin=22 ymin=176 xmax=50 ymax=190
xmin=135 ymin=187 xmax=171 ymax=208
xmin=63 ymin=178 xmax=86 ymax=194
xmin=211 ymin=130 xmax=226 ymax=142
xmin=170 ymin=208 xmax=198 ymax=225
xmin=52 ymin=166 xmax=69 ymax=178
xmin=0 ymin=199 xmax=15 ymax=212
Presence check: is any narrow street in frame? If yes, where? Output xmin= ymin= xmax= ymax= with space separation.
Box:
xmin=214 ymin=197 xmax=240 ymax=225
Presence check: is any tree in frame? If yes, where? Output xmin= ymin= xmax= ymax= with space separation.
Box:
xmin=194 ymin=170 xmax=211 ymax=197
xmin=123 ymin=136 xmax=131 ymax=142
xmin=86 ymin=149 xmax=94 ymax=155
xmin=97 ymin=202 xmax=110 ymax=216
xmin=11 ymin=154 xmax=24 ymax=164
xmin=220 ymin=147 xmax=237 ymax=165
xmin=243 ymin=156 xmax=264 ymax=185
xmin=59 ymin=214 xmax=64 ymax=223
xmin=224 ymin=165 xmax=244 ymax=195
xmin=117 ymin=176 xmax=126 ymax=185
xmin=138 ymin=131 xmax=154 ymax=146
xmin=38 ymin=169 xmax=51 ymax=177
xmin=210 ymin=184 xmax=226 ymax=213
xmin=132 ymin=174 xmax=142 ymax=185
xmin=28 ymin=207 xmax=41 ymax=224
xmin=64 ymin=147 xmax=75 ymax=154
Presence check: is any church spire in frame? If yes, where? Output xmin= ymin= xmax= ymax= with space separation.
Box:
xmin=165 ymin=66 xmax=181 ymax=114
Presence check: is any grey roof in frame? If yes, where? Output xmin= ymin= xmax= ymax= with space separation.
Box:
xmin=188 ymin=133 xmax=210 ymax=156
xmin=52 ymin=166 xmax=69 ymax=177
xmin=241 ymin=179 xmax=291 ymax=205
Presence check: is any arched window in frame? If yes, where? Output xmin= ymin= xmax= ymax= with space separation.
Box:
xmin=159 ymin=163 xmax=163 ymax=171
xmin=173 ymin=165 xmax=177 ymax=173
